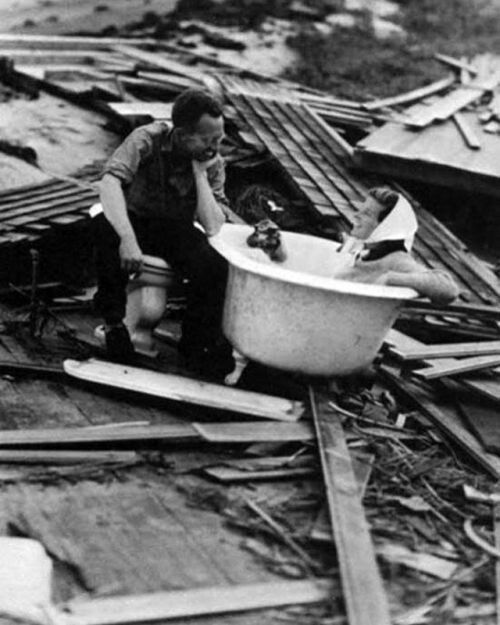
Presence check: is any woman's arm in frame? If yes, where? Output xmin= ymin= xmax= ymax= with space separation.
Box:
xmin=380 ymin=264 xmax=459 ymax=305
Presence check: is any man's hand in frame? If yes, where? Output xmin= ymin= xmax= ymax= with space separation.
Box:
xmin=119 ymin=235 xmax=143 ymax=275
xmin=192 ymin=155 xmax=218 ymax=176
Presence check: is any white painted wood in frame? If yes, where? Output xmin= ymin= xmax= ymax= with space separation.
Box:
xmin=63 ymin=359 xmax=305 ymax=422
xmin=63 ymin=579 xmax=332 ymax=625
xmin=193 ymin=421 xmax=314 ymax=442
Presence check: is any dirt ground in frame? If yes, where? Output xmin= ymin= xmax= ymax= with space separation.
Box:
xmin=0 ymin=0 xmax=177 ymax=35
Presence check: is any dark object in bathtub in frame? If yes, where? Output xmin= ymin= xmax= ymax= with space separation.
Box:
xmin=246 ymin=219 xmax=287 ymax=262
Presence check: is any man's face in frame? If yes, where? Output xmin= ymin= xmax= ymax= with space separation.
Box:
xmin=178 ymin=113 xmax=225 ymax=161
xmin=350 ymin=196 xmax=384 ymax=239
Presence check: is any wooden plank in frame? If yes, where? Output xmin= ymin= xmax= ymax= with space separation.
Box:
xmin=64 ymin=359 xmax=304 ymax=422
xmin=202 ymin=455 xmax=317 ymax=483
xmin=2 ymin=50 xmax=113 ymax=65
xmin=0 ymin=450 xmax=137 ymax=464
xmin=203 ymin=465 xmax=315 ymax=482
xmin=362 ymin=75 xmax=455 ymax=111
xmin=389 ymin=339 xmax=500 ymax=361
xmin=0 ymin=34 xmax=158 ymax=50
xmin=311 ymin=452 xmax=375 ymax=543
xmin=106 ymin=102 xmax=173 ymax=121
xmin=453 ymin=112 xmax=481 ymax=149
xmin=387 ymin=329 xmax=500 ymax=404
xmin=0 ymin=179 xmax=74 ymax=203
xmin=309 ymin=388 xmax=391 ymax=625
xmin=0 ymin=188 xmax=97 ymax=222
xmin=434 ymin=53 xmax=478 ymax=76
xmin=379 ymin=365 xmax=500 ymax=478
xmin=111 ymin=45 xmax=205 ymax=81
xmin=406 ymin=70 xmax=500 ymax=127
xmin=0 ymin=424 xmax=197 ymax=447
xmin=413 ymin=354 xmax=500 ymax=380
xmin=193 ymin=421 xmax=314 ymax=443
xmin=3 ymin=198 xmax=96 ymax=228
xmin=63 ymin=579 xmax=332 ymax=625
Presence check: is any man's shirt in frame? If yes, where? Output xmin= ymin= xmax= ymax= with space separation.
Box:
xmin=102 ymin=122 xmax=229 ymax=222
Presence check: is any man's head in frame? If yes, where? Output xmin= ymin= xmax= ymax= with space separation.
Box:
xmin=172 ymin=88 xmax=224 ymax=161
xmin=350 ymin=186 xmax=399 ymax=239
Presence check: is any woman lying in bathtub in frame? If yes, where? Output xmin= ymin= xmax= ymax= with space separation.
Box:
xmin=336 ymin=187 xmax=459 ymax=305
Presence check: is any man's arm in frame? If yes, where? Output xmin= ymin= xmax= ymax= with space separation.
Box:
xmin=99 ymin=173 xmax=143 ymax=274
xmin=192 ymin=157 xmax=226 ymax=236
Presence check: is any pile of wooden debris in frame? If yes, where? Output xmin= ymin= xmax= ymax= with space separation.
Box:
xmin=0 ymin=32 xmax=499 ymax=625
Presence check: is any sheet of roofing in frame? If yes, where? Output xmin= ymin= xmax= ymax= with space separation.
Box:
xmin=0 ymin=177 xmax=98 ymax=247
xmin=355 ymin=107 xmax=500 ymax=198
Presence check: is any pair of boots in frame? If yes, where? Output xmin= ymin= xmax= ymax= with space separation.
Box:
xmin=104 ymin=323 xmax=234 ymax=380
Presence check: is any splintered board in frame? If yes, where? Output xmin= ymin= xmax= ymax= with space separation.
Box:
xmin=63 ymin=359 xmax=305 ymax=422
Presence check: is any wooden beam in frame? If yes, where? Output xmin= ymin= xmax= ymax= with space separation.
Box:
xmin=388 ymin=339 xmax=500 ymax=361
xmin=0 ymin=450 xmax=137 ymax=464
xmin=362 ymin=75 xmax=455 ymax=111
xmin=192 ymin=421 xmax=314 ymax=443
xmin=0 ymin=424 xmax=197 ymax=447
xmin=386 ymin=329 xmax=500 ymax=404
xmin=309 ymin=387 xmax=391 ymax=625
xmin=452 ymin=112 xmax=481 ymax=150
xmin=413 ymin=354 xmax=500 ymax=380
xmin=64 ymin=359 xmax=305 ymax=422
xmin=0 ymin=34 xmax=158 ymax=50
xmin=62 ymin=579 xmax=333 ymax=625
xmin=111 ymin=45 xmax=204 ymax=81
xmin=434 ymin=53 xmax=478 ymax=76
xmin=405 ymin=70 xmax=500 ymax=127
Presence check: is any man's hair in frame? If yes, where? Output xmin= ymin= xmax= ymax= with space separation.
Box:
xmin=172 ymin=88 xmax=223 ymax=129
xmin=368 ymin=186 xmax=399 ymax=223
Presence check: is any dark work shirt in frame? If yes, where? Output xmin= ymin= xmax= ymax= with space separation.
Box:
xmin=102 ymin=122 xmax=229 ymax=222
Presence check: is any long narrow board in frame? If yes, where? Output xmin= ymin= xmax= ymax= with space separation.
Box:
xmin=62 ymin=579 xmax=332 ymax=625
xmin=389 ymin=339 xmax=500 ymax=361
xmin=309 ymin=388 xmax=391 ymax=625
xmin=63 ymin=359 xmax=304 ymax=422
xmin=414 ymin=354 xmax=500 ymax=380
xmin=193 ymin=421 xmax=314 ymax=443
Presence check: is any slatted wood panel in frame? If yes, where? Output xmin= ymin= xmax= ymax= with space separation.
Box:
xmin=224 ymin=92 xmax=500 ymax=305
xmin=218 ymin=75 xmax=374 ymax=129
xmin=0 ymin=177 xmax=98 ymax=249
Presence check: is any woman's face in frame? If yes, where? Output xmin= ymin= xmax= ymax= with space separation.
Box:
xmin=350 ymin=196 xmax=384 ymax=239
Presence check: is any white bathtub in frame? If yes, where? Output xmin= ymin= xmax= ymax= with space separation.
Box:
xmin=210 ymin=224 xmax=417 ymax=377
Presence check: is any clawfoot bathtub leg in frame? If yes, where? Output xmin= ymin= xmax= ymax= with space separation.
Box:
xmin=225 ymin=350 xmax=248 ymax=386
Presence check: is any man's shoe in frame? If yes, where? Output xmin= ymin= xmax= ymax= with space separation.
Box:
xmin=104 ymin=323 xmax=136 ymax=365
xmin=178 ymin=340 xmax=234 ymax=381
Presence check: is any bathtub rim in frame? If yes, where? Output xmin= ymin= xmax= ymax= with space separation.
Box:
xmin=210 ymin=224 xmax=419 ymax=301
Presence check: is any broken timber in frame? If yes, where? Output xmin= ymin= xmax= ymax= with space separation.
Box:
xmin=62 ymin=579 xmax=332 ymax=625
xmin=413 ymin=354 xmax=500 ymax=380
xmin=63 ymin=359 xmax=305 ymax=421
xmin=309 ymin=387 xmax=391 ymax=625
xmin=388 ymin=339 xmax=500 ymax=361
xmin=387 ymin=329 xmax=500 ymax=407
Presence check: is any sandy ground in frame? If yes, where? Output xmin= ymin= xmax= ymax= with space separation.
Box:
xmin=0 ymin=0 xmax=405 ymax=188
xmin=0 ymin=0 xmax=177 ymax=35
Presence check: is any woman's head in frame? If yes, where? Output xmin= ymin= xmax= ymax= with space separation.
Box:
xmin=350 ymin=187 xmax=399 ymax=239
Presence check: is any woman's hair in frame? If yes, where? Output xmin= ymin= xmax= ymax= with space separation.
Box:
xmin=368 ymin=187 xmax=399 ymax=223
xmin=172 ymin=88 xmax=223 ymax=130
